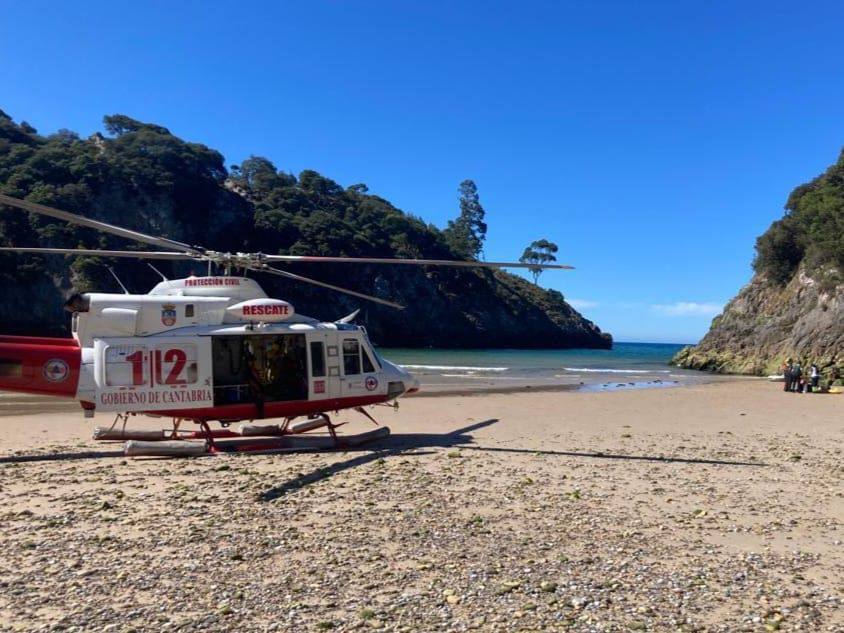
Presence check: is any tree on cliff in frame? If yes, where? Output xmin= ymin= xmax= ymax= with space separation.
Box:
xmin=230 ymin=156 xmax=296 ymax=196
xmin=520 ymin=239 xmax=559 ymax=285
xmin=753 ymin=148 xmax=844 ymax=287
xmin=104 ymin=114 xmax=169 ymax=137
xmin=444 ymin=179 xmax=487 ymax=259
xmin=674 ymin=146 xmax=843 ymax=376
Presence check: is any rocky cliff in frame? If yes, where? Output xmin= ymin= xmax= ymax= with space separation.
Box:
xmin=0 ymin=111 xmax=611 ymax=349
xmin=674 ymin=148 xmax=844 ymax=375
xmin=672 ymin=268 xmax=842 ymax=374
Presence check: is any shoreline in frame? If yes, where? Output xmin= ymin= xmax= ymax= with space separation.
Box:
xmin=407 ymin=374 xmax=754 ymax=397
xmin=0 ymin=373 xmax=757 ymax=415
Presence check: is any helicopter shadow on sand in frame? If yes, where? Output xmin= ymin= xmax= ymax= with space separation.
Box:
xmin=0 ymin=419 xmax=497 ymax=466
xmin=257 ymin=418 xmax=766 ymax=501
xmin=0 ymin=418 xmax=765 ymax=475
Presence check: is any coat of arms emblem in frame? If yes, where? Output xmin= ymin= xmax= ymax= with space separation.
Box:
xmin=161 ymin=304 xmax=177 ymax=327
xmin=42 ymin=358 xmax=69 ymax=383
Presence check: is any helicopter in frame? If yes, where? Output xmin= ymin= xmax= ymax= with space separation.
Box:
xmin=0 ymin=194 xmax=571 ymax=456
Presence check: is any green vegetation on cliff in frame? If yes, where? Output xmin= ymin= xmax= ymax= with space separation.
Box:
xmin=674 ymin=148 xmax=843 ymax=376
xmin=754 ymin=149 xmax=844 ymax=287
xmin=0 ymin=110 xmax=611 ymax=349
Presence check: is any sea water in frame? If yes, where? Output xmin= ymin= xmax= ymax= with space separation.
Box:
xmin=376 ymin=342 xmax=713 ymax=392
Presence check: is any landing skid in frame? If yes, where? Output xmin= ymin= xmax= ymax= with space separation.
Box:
xmin=93 ymin=411 xmax=389 ymax=457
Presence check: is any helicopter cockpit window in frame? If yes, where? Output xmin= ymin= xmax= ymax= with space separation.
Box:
xmin=343 ymin=338 xmax=361 ymax=375
xmin=362 ymin=348 xmax=376 ymax=373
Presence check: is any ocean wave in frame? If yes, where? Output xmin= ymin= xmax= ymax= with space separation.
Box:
xmin=562 ymin=367 xmax=671 ymax=374
xmin=399 ymin=364 xmax=509 ymax=372
xmin=441 ymin=374 xmax=527 ymax=379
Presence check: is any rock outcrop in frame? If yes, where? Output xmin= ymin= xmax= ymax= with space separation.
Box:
xmin=673 ymin=269 xmax=842 ymax=375
xmin=675 ymin=145 xmax=844 ymax=376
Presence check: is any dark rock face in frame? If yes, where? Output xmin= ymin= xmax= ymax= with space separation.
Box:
xmin=351 ymin=271 xmax=611 ymax=349
xmin=4 ymin=275 xmax=68 ymax=337
xmin=673 ymin=269 xmax=842 ymax=375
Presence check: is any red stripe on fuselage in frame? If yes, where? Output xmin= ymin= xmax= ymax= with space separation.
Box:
xmin=148 ymin=394 xmax=387 ymax=422
xmin=0 ymin=336 xmax=81 ymax=397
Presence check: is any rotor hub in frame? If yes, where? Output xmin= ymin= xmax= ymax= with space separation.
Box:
xmin=200 ymin=251 xmax=268 ymax=270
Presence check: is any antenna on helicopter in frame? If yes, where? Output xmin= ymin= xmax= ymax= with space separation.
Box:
xmin=335 ymin=309 xmax=360 ymax=324
xmin=146 ymin=263 xmax=169 ymax=282
xmin=106 ymin=267 xmax=130 ymax=294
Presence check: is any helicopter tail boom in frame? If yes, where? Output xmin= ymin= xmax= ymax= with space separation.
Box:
xmin=0 ymin=336 xmax=81 ymax=398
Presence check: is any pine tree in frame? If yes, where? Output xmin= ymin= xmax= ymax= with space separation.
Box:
xmin=444 ymin=179 xmax=487 ymax=259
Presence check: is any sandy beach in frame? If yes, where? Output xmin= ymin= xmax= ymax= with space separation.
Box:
xmin=0 ymin=380 xmax=841 ymax=632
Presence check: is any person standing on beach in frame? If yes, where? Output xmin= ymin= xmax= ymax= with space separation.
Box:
xmin=792 ymin=362 xmax=802 ymax=392
xmin=783 ymin=360 xmax=793 ymax=392
xmin=810 ymin=363 xmax=820 ymax=392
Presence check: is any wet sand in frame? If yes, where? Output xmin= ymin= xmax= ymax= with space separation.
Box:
xmin=0 ymin=381 xmax=841 ymax=631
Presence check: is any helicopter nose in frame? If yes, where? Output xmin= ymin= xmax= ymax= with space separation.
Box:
xmin=395 ymin=364 xmax=420 ymax=395
xmin=380 ymin=358 xmax=420 ymax=397
xmin=405 ymin=375 xmax=420 ymax=395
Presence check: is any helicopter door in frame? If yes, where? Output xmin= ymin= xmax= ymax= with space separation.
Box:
xmin=339 ymin=335 xmax=382 ymax=399
xmin=308 ymin=332 xmax=340 ymax=401
xmin=93 ymin=337 xmax=214 ymax=412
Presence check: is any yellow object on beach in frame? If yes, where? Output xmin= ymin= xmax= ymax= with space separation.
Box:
xmin=828 ymin=386 xmax=843 ymax=394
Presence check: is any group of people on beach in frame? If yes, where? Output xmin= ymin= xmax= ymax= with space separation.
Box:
xmin=780 ymin=359 xmax=821 ymax=393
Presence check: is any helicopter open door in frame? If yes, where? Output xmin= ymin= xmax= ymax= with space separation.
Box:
xmin=93 ymin=337 xmax=214 ymax=412
xmin=210 ymin=334 xmax=309 ymax=407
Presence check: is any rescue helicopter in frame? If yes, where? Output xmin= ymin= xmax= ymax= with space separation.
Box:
xmin=0 ymin=194 xmax=571 ymax=456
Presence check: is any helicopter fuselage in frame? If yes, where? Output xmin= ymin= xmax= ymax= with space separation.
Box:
xmin=0 ymin=276 xmax=418 ymax=422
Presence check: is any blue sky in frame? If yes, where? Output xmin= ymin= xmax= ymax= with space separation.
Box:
xmin=2 ymin=1 xmax=843 ymax=343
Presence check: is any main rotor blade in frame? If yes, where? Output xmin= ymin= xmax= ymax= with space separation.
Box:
xmin=0 ymin=247 xmax=193 ymax=260
xmin=0 ymin=194 xmax=201 ymax=254
xmin=255 ymin=265 xmax=405 ymax=310
xmin=263 ymin=254 xmax=574 ymax=270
